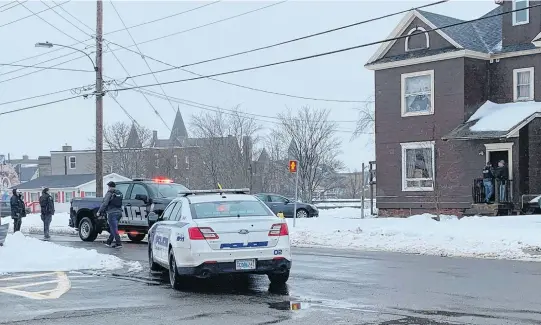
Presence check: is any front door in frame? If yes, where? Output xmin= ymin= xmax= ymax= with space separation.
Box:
xmin=488 ymin=150 xmax=510 ymax=177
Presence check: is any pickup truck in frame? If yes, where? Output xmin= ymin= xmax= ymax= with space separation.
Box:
xmin=69 ymin=178 xmax=189 ymax=242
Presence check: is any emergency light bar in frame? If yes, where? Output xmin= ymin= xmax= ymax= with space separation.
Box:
xmin=179 ymin=188 xmax=250 ymax=196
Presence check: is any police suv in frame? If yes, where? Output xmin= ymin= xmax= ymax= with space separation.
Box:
xmin=147 ymin=188 xmax=292 ymax=289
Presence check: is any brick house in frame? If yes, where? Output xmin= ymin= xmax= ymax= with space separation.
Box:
xmin=365 ymin=1 xmax=541 ymax=216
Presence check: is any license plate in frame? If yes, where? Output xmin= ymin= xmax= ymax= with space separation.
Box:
xmin=235 ymin=259 xmax=256 ymax=270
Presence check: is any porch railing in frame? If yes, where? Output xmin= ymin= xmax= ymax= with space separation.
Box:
xmin=472 ymin=178 xmax=514 ymax=204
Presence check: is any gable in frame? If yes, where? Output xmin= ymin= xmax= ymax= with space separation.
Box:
xmin=383 ymin=17 xmax=456 ymax=59
xmin=367 ymin=10 xmax=462 ymax=65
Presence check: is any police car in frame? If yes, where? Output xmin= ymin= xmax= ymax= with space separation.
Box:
xmin=147 ymin=188 xmax=292 ymax=290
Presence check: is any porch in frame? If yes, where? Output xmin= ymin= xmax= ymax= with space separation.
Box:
xmin=466 ymin=178 xmax=516 ymax=216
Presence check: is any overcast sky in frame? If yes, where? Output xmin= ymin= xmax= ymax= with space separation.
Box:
xmin=0 ymin=0 xmax=496 ymax=169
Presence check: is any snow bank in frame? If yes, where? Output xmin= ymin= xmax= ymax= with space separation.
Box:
xmin=0 ymin=232 xmax=140 ymax=274
xmin=468 ymin=100 xmax=541 ymax=132
xmin=319 ymin=207 xmax=375 ymax=219
xmin=287 ymin=213 xmax=541 ymax=261
xmin=1 ymin=213 xmax=76 ymax=235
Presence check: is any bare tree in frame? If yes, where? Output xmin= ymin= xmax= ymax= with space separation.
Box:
xmin=102 ymin=121 xmax=153 ymax=178
xmin=353 ymin=95 xmax=375 ymax=140
xmin=273 ymin=106 xmax=344 ymax=202
xmin=343 ymin=169 xmax=364 ymax=199
xmin=190 ymin=106 xmax=261 ymax=188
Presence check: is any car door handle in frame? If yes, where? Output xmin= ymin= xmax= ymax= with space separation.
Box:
xmin=125 ymin=203 xmax=132 ymax=206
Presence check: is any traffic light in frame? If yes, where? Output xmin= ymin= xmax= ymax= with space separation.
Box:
xmin=289 ymin=160 xmax=297 ymax=173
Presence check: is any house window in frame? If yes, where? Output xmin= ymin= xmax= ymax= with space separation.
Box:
xmin=513 ymin=67 xmax=534 ymax=101
xmin=174 ymin=155 xmax=178 ymax=169
xmin=405 ymin=27 xmax=429 ymax=52
xmin=69 ymin=156 xmax=76 ymax=169
xmin=512 ymin=0 xmax=529 ymax=26
xmin=65 ymin=191 xmax=73 ymax=203
xmin=30 ymin=192 xmax=39 ymax=202
xmin=401 ymin=141 xmax=435 ymax=191
xmin=401 ymin=70 xmax=434 ymax=117
xmin=85 ymin=191 xmax=96 ymax=197
xmin=155 ymin=153 xmax=159 ymax=169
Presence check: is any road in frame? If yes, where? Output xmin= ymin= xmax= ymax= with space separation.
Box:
xmin=2 ymin=235 xmax=541 ymax=324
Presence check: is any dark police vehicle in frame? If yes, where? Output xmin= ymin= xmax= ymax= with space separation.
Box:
xmin=69 ymin=178 xmax=189 ymax=242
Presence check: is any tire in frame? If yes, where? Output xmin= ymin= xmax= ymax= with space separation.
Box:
xmin=268 ymin=270 xmax=290 ymax=284
xmin=148 ymin=246 xmax=162 ymax=271
xmin=168 ymin=249 xmax=183 ymax=290
xmin=128 ymin=233 xmax=146 ymax=242
xmin=78 ymin=217 xmax=98 ymax=242
xmin=296 ymin=209 xmax=308 ymax=218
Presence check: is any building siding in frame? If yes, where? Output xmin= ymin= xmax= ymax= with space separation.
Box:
xmin=501 ymin=1 xmax=541 ymax=47
xmin=489 ymin=53 xmax=541 ymax=103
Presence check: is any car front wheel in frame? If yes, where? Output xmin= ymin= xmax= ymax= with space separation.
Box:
xmin=78 ymin=217 xmax=98 ymax=242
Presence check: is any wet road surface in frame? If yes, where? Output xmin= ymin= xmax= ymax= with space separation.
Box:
xmin=1 ymin=235 xmax=541 ymax=324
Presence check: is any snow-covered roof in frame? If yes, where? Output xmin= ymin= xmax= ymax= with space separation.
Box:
xmin=444 ymin=101 xmax=541 ymax=140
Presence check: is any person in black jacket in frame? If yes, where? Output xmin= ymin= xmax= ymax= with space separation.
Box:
xmin=10 ymin=189 xmax=25 ymax=232
xmin=39 ymin=188 xmax=55 ymax=240
xmin=494 ymin=160 xmax=509 ymax=202
xmin=482 ymin=162 xmax=494 ymax=203
xmin=98 ymin=181 xmax=124 ymax=248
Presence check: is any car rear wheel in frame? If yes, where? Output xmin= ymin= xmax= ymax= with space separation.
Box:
xmin=78 ymin=217 xmax=98 ymax=242
xmin=268 ymin=270 xmax=290 ymax=284
xmin=169 ymin=250 xmax=183 ymax=290
xmin=128 ymin=233 xmax=146 ymax=242
xmin=296 ymin=209 xmax=308 ymax=218
xmin=148 ymin=246 xmax=162 ymax=271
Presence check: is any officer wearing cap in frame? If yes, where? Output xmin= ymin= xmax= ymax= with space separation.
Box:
xmin=97 ymin=181 xmax=124 ymax=248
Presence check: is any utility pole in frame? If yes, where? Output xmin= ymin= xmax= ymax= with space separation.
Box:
xmin=95 ymin=0 xmax=104 ymax=197
xmin=361 ymin=163 xmax=365 ymax=219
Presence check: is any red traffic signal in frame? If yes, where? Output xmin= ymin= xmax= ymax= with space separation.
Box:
xmin=289 ymin=160 xmax=298 ymax=173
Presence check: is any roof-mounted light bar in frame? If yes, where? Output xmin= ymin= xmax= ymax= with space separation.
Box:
xmin=179 ymin=188 xmax=250 ymax=196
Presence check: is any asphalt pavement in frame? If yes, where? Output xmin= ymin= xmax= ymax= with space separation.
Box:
xmin=2 ymin=235 xmax=541 ymax=324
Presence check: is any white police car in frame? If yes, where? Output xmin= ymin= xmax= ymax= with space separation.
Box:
xmin=147 ymin=188 xmax=292 ymax=290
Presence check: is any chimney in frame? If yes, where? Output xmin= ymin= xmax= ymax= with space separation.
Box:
xmin=62 ymin=144 xmax=72 ymax=152
xmin=22 ymin=155 xmax=29 ymax=160
xmin=152 ymin=130 xmax=158 ymax=145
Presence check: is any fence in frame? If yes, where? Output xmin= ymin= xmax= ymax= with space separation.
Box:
xmin=312 ymin=199 xmax=374 ymax=210
xmin=472 ymin=178 xmax=514 ymax=204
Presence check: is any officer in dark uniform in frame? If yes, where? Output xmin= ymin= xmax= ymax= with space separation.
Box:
xmin=98 ymin=181 xmax=124 ymax=248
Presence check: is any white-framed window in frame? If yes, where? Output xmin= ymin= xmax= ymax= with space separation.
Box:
xmin=155 ymin=153 xmax=159 ymax=169
xmin=512 ymin=0 xmax=529 ymax=26
xmin=401 ymin=70 xmax=434 ymax=117
xmin=65 ymin=191 xmax=73 ymax=203
xmin=513 ymin=67 xmax=534 ymax=101
xmin=69 ymin=156 xmax=76 ymax=169
xmin=401 ymin=141 xmax=435 ymax=191
xmin=405 ymin=27 xmax=430 ymax=52
xmin=85 ymin=191 xmax=96 ymax=198
xmin=174 ymin=155 xmax=178 ymax=169
xmin=30 ymin=192 xmax=39 ymax=202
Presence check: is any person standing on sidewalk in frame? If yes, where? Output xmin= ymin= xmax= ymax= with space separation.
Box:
xmin=10 ymin=189 xmax=25 ymax=232
xmin=39 ymin=188 xmax=55 ymax=240
xmin=97 ymin=181 xmax=124 ymax=248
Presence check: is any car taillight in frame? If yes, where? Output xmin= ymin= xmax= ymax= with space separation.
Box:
xmin=188 ymin=227 xmax=219 ymax=240
xmin=269 ymin=223 xmax=289 ymax=236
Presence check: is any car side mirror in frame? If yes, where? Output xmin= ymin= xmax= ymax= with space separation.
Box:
xmin=135 ymin=194 xmax=148 ymax=203
xmin=284 ymin=199 xmax=290 ymax=204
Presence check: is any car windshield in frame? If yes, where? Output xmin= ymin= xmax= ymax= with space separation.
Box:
xmin=148 ymin=183 xmax=189 ymax=198
xmin=190 ymin=200 xmax=273 ymax=219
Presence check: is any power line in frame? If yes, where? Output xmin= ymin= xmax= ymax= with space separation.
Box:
xmin=109 ymin=1 xmax=177 ymax=112
xmin=0 ymin=62 xmax=93 ymax=72
xmin=0 ymin=1 xmax=15 ymax=10
xmin=0 ymin=0 xmax=69 ymax=29
xmin=19 ymin=1 xmax=81 ymax=43
xmin=40 ymin=0 xmax=92 ymax=37
xmin=0 ymin=0 xmax=221 ymax=76
xmin=0 ymin=94 xmax=85 ymax=116
xmin=0 ymin=0 xmax=26 ymax=12
xmin=109 ymin=2 xmax=541 ymax=95
xmin=121 ymin=0 xmax=450 ymax=77
xmin=51 ymin=0 xmax=94 ymax=33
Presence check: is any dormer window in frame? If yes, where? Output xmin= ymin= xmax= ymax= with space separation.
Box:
xmin=405 ymin=27 xmax=430 ymax=52
xmin=512 ymin=0 xmax=529 ymax=26
xmin=513 ymin=67 xmax=534 ymax=101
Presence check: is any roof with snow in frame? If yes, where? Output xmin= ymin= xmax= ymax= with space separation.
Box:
xmin=11 ymin=174 xmax=98 ymax=190
xmin=365 ymin=6 xmax=534 ymax=66
xmin=443 ymin=101 xmax=541 ymax=140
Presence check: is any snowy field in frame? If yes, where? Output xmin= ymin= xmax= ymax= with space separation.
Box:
xmin=5 ymin=209 xmax=541 ymax=261
xmin=0 ymin=232 xmax=142 ymax=274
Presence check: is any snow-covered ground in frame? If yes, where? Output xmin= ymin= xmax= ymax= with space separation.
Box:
xmin=1 ymin=213 xmax=76 ymax=235
xmin=0 ymin=232 xmax=141 ymax=274
xmin=287 ymin=213 xmax=541 ymax=261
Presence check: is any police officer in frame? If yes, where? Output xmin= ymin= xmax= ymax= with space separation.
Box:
xmin=10 ymin=189 xmax=25 ymax=232
xmin=98 ymin=181 xmax=124 ymax=248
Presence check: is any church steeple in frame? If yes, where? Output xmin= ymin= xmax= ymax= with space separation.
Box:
xmin=126 ymin=123 xmax=142 ymax=148
xmin=170 ymin=107 xmax=188 ymax=144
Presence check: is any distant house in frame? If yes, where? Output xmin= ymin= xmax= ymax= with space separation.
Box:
xmin=365 ymin=1 xmax=541 ymax=216
xmin=11 ymin=173 xmax=130 ymax=204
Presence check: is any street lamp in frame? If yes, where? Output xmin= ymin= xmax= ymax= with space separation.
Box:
xmin=35 ymin=42 xmax=97 ymax=72
xmin=35 ymin=40 xmax=104 ymax=197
